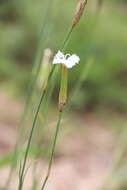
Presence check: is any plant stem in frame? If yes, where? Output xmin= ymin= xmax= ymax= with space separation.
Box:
xmin=59 ymin=66 xmax=68 ymax=111
xmin=61 ymin=26 xmax=74 ymax=51
xmin=18 ymin=90 xmax=46 ymax=190
xmin=4 ymin=1 xmax=54 ymax=189
xmin=41 ymin=111 xmax=63 ymax=190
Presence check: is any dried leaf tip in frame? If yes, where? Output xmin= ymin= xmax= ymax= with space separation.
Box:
xmin=37 ymin=48 xmax=52 ymax=90
xmin=43 ymin=48 xmax=52 ymax=64
xmin=72 ymin=0 xmax=88 ymax=27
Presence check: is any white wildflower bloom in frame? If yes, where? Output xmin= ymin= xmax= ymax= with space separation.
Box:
xmin=52 ymin=50 xmax=80 ymax=68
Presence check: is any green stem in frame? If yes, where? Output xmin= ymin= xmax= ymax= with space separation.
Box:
xmin=4 ymin=1 xmax=54 ymax=189
xmin=20 ymin=0 xmax=54 ymax=122
xmin=18 ymin=90 xmax=46 ymax=190
xmin=61 ymin=26 xmax=74 ymax=51
xmin=41 ymin=111 xmax=63 ymax=190
xmin=59 ymin=65 xmax=68 ymax=111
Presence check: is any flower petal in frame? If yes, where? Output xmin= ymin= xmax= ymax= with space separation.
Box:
xmin=52 ymin=50 xmax=65 ymax=64
xmin=52 ymin=51 xmax=80 ymax=68
xmin=65 ymin=54 xmax=80 ymax=68
xmin=55 ymin=51 xmax=64 ymax=59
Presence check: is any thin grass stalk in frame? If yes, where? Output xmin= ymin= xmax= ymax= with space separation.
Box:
xmin=18 ymin=51 xmax=53 ymax=189
xmin=3 ymin=1 xmax=54 ymax=189
xmin=40 ymin=64 xmax=67 ymax=190
xmin=61 ymin=26 xmax=74 ymax=51
xmin=41 ymin=111 xmax=63 ymax=190
xmin=18 ymin=90 xmax=46 ymax=190
xmin=31 ymin=66 xmax=58 ymax=189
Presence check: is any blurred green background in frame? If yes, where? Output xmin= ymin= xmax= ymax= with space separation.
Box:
xmin=0 ymin=1 xmax=127 ymax=189
xmin=0 ymin=0 xmax=127 ymax=111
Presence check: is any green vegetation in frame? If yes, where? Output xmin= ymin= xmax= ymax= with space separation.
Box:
xmin=1 ymin=1 xmax=127 ymax=189
xmin=0 ymin=0 xmax=127 ymax=111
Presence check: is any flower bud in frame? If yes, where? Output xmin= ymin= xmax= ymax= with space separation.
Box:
xmin=72 ymin=0 xmax=88 ymax=27
xmin=59 ymin=65 xmax=68 ymax=112
xmin=37 ymin=48 xmax=52 ymax=90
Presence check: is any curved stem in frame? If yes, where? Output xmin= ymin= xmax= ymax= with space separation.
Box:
xmin=18 ymin=90 xmax=46 ymax=190
xmin=41 ymin=111 xmax=63 ymax=190
xmin=4 ymin=1 xmax=54 ymax=189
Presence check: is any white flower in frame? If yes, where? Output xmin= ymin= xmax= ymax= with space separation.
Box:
xmin=52 ymin=50 xmax=80 ymax=68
